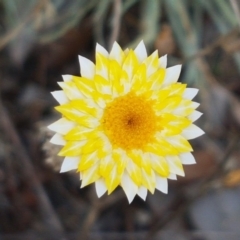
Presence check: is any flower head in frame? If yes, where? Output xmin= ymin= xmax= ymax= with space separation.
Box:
xmin=48 ymin=41 xmax=204 ymax=203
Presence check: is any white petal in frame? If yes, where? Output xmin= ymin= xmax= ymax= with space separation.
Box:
xmin=163 ymin=65 xmax=182 ymax=86
xmin=137 ymin=186 xmax=148 ymax=200
xmin=50 ymin=133 xmax=66 ymax=145
xmin=78 ymin=56 xmax=95 ymax=79
xmin=156 ymin=176 xmax=168 ymax=194
xmin=121 ymin=171 xmax=138 ymax=203
xmin=95 ymin=178 xmax=107 ymax=198
xmin=188 ymin=111 xmax=203 ymax=122
xmin=168 ymin=173 xmax=177 ymax=180
xmin=51 ymin=91 xmax=69 ymax=104
xmin=159 ymin=55 xmax=167 ymax=68
xmin=192 ymin=102 xmax=200 ymax=109
xmin=96 ymin=43 xmax=109 ymax=57
xmin=110 ymin=41 xmax=123 ymax=64
xmin=62 ymin=75 xmax=72 ymax=82
xmin=183 ymin=88 xmax=199 ymax=100
xmin=134 ymin=40 xmax=147 ymax=63
xmin=181 ymin=124 xmax=205 ymax=140
xmin=179 ymin=152 xmax=196 ymax=165
xmin=48 ymin=118 xmax=76 ymax=135
xmin=60 ymin=157 xmax=79 ymax=173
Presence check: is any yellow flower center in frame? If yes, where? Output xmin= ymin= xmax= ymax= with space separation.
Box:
xmin=102 ymin=92 xmax=158 ymax=150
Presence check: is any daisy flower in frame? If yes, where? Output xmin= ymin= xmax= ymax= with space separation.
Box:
xmin=48 ymin=41 xmax=204 ymax=203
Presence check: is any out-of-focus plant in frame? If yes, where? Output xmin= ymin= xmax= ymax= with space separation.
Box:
xmin=1 ymin=0 xmax=239 ymax=80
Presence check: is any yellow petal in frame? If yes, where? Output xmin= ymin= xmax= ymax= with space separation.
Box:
xmin=58 ymin=140 xmax=87 ymax=156
xmin=64 ymin=127 xmax=97 ymax=141
xmin=127 ymin=150 xmax=142 ymax=168
xmin=81 ymin=163 xmax=100 ymax=187
xmin=166 ymin=155 xmax=185 ymax=176
xmin=55 ymin=105 xmax=98 ymax=127
xmin=112 ymin=150 xmax=127 ymax=175
xmin=172 ymin=100 xmax=200 ymax=116
xmin=95 ymin=53 xmax=109 ymax=79
xmin=158 ymin=113 xmax=191 ymax=136
xmin=150 ymin=154 xmax=170 ymax=177
xmin=154 ymin=96 xmax=182 ymax=113
xmin=73 ymin=76 xmax=95 ymax=98
xmin=141 ymin=153 xmax=152 ymax=175
xmin=126 ymin=159 xmax=142 ymax=186
xmin=81 ymin=138 xmax=105 ymax=155
xmin=94 ymin=74 xmax=112 ymax=95
xmin=146 ymin=68 xmax=166 ymax=90
xmin=141 ymin=168 xmax=156 ymax=194
xmin=166 ymin=135 xmax=193 ymax=153
xmin=58 ymin=81 xmax=84 ymax=100
xmin=109 ymin=60 xmax=125 ymax=95
xmin=78 ymin=152 xmax=97 ymax=171
xmin=106 ymin=165 xmax=122 ymax=194
xmin=131 ymin=64 xmax=147 ymax=92
xmin=143 ymin=50 xmax=159 ymax=77
xmin=163 ymin=83 xmax=186 ymax=96
xmin=70 ymin=100 xmax=100 ymax=117
xmin=122 ymin=50 xmax=139 ymax=82
xmin=99 ymin=155 xmax=114 ymax=178
xmin=145 ymin=136 xmax=178 ymax=156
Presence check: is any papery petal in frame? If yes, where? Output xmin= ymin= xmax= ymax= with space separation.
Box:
xmin=50 ymin=133 xmax=66 ymax=145
xmin=163 ymin=65 xmax=182 ymax=87
xmin=134 ymin=40 xmax=147 ymax=63
xmin=121 ymin=171 xmax=138 ymax=203
xmin=95 ymin=178 xmax=107 ymax=197
xmin=62 ymin=74 xmax=72 ymax=82
xmin=183 ymin=88 xmax=199 ymax=100
xmin=137 ymin=186 xmax=148 ymax=200
xmin=78 ymin=56 xmax=95 ymax=79
xmin=60 ymin=157 xmax=79 ymax=173
xmin=159 ymin=55 xmax=167 ymax=68
xmin=179 ymin=152 xmax=196 ymax=165
xmin=168 ymin=173 xmax=177 ymax=180
xmin=156 ymin=175 xmax=168 ymax=194
xmin=188 ymin=111 xmax=203 ymax=122
xmin=96 ymin=43 xmax=109 ymax=57
xmin=181 ymin=124 xmax=204 ymax=140
xmin=51 ymin=91 xmax=69 ymax=104
xmin=110 ymin=41 xmax=124 ymax=64
xmin=48 ymin=118 xmax=76 ymax=135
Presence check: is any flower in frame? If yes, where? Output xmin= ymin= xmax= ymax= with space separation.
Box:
xmin=48 ymin=41 xmax=204 ymax=203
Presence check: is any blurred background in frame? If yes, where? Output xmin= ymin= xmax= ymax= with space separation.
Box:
xmin=0 ymin=0 xmax=240 ymax=239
